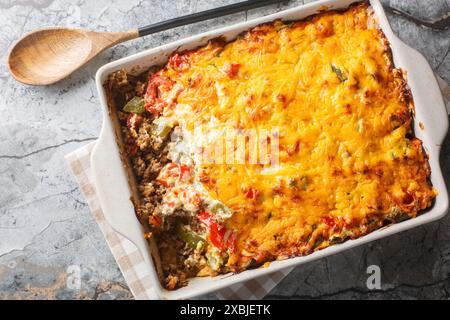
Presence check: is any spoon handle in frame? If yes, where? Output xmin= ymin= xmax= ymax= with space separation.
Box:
xmin=137 ymin=0 xmax=286 ymax=37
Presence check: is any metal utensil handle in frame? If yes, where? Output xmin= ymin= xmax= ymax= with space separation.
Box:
xmin=137 ymin=0 xmax=285 ymax=37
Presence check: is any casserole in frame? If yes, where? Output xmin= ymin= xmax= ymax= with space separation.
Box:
xmin=92 ymin=0 xmax=449 ymax=299
xmin=102 ymin=2 xmax=436 ymax=290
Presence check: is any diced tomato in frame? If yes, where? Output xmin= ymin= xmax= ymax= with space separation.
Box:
xmin=322 ymin=215 xmax=336 ymax=228
xmin=169 ymin=53 xmax=183 ymax=69
xmin=224 ymin=63 xmax=241 ymax=78
xmin=168 ymin=49 xmax=195 ymax=70
xmin=169 ymin=53 xmax=189 ymax=70
xmin=178 ymin=165 xmax=191 ymax=182
xmin=198 ymin=211 xmax=235 ymax=251
xmin=156 ymin=163 xmax=192 ymax=187
xmin=245 ymin=187 xmax=259 ymax=201
xmin=146 ymin=99 xmax=168 ymax=115
xmin=144 ymin=74 xmax=175 ymax=115
xmin=198 ymin=211 xmax=212 ymax=227
xmin=209 ymin=222 xmax=227 ymax=250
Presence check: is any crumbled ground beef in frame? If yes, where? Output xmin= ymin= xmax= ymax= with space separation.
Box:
xmin=157 ymin=231 xmax=199 ymax=289
xmin=106 ymin=69 xmax=202 ymax=290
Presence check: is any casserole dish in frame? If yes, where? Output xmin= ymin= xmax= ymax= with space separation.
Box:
xmin=92 ymin=0 xmax=449 ymax=300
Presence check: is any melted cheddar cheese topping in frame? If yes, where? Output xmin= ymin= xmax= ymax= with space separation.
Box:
xmin=148 ymin=3 xmax=436 ymax=271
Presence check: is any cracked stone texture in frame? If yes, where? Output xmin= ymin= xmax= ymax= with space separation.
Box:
xmin=0 ymin=0 xmax=449 ymax=300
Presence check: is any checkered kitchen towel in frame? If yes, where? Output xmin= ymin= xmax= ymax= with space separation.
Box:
xmin=66 ymin=76 xmax=449 ymax=300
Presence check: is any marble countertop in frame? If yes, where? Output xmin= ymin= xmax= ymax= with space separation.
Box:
xmin=0 ymin=0 xmax=449 ymax=300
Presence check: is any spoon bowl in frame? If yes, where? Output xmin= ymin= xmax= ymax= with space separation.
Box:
xmin=8 ymin=29 xmax=93 ymax=85
xmin=8 ymin=28 xmax=138 ymax=85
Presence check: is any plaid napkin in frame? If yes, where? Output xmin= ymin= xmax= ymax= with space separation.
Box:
xmin=66 ymin=75 xmax=449 ymax=300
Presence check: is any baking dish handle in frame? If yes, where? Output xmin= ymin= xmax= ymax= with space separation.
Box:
xmin=396 ymin=40 xmax=449 ymax=145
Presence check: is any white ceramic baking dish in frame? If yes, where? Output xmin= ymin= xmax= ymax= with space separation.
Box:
xmin=92 ymin=0 xmax=449 ymax=300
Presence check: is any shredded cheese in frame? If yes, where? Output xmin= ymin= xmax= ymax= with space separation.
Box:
xmin=149 ymin=2 xmax=435 ymax=271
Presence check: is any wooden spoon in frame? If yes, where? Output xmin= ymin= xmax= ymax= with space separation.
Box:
xmin=8 ymin=0 xmax=285 ymax=86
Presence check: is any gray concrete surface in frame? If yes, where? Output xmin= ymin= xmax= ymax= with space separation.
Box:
xmin=0 ymin=0 xmax=449 ymax=300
